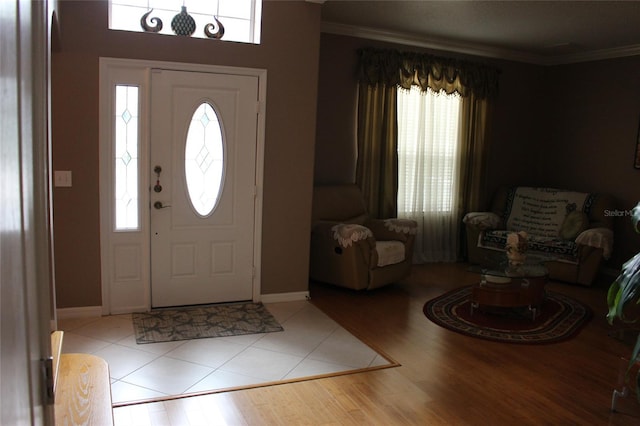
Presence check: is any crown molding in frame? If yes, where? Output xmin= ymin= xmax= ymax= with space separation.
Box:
xmin=544 ymin=44 xmax=640 ymax=66
xmin=321 ymin=21 xmax=640 ymax=66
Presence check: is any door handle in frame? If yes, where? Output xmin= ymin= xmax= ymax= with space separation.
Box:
xmin=154 ymin=201 xmax=171 ymax=209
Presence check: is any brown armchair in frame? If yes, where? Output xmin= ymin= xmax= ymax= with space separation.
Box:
xmin=310 ymin=184 xmax=417 ymax=290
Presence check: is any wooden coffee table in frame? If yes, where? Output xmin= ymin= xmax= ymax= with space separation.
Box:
xmin=470 ymin=264 xmax=548 ymax=320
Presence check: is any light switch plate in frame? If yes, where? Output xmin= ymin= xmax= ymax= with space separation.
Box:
xmin=54 ymin=170 xmax=72 ymax=187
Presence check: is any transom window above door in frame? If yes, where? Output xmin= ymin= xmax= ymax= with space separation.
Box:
xmin=109 ymin=0 xmax=262 ymax=44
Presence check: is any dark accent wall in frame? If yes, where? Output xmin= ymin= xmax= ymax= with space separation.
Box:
xmin=314 ymin=34 xmax=360 ymax=184
xmin=315 ymin=33 xmax=640 ymax=269
xmin=52 ymin=1 xmax=321 ymax=308
xmin=536 ymin=56 xmax=640 ymax=266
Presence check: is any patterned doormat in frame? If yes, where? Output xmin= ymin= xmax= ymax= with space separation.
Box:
xmin=133 ymin=302 xmax=283 ymax=344
xmin=423 ymin=286 xmax=592 ymax=344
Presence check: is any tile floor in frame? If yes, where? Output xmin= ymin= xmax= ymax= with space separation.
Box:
xmin=58 ymin=300 xmax=392 ymax=405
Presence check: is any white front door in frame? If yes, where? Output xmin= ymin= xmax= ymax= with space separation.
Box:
xmin=150 ymin=69 xmax=258 ymax=307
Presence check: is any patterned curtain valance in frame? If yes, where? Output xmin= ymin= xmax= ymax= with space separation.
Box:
xmin=357 ymin=47 xmax=500 ymax=99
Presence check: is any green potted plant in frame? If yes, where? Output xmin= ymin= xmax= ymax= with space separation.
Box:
xmin=607 ymin=202 xmax=640 ymax=402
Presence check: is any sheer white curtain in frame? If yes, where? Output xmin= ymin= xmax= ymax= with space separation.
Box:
xmin=397 ymin=86 xmax=462 ymax=263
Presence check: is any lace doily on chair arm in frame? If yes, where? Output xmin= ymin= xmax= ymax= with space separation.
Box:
xmin=462 ymin=212 xmax=502 ymax=230
xmin=331 ymin=224 xmax=374 ymax=248
xmin=575 ymin=227 xmax=614 ymax=259
xmin=383 ymin=218 xmax=418 ymax=235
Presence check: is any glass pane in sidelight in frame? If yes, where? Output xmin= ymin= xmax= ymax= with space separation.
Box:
xmin=114 ymin=85 xmax=140 ymax=230
xmin=184 ymin=102 xmax=224 ymax=217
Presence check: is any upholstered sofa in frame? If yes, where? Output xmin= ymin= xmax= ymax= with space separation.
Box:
xmin=310 ymin=184 xmax=417 ymax=290
xmin=463 ymin=186 xmax=614 ymax=286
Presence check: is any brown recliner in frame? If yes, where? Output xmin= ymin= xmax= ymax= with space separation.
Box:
xmin=309 ymin=184 xmax=416 ymax=290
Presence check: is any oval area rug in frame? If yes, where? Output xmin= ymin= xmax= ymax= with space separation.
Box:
xmin=423 ymin=286 xmax=592 ymax=344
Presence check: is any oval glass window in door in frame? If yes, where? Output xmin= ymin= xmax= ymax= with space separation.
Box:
xmin=184 ymin=102 xmax=225 ymax=217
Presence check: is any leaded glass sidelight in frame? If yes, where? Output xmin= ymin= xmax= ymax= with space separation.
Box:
xmin=184 ymin=102 xmax=224 ymax=217
xmin=114 ymin=85 xmax=139 ymax=230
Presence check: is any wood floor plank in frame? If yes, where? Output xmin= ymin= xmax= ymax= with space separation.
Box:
xmin=51 ymin=330 xmax=64 ymax=393
xmin=196 ymin=394 xmax=249 ymax=425
xmin=55 ymin=353 xmax=114 ymax=426
xmin=113 ymin=263 xmax=640 ymax=425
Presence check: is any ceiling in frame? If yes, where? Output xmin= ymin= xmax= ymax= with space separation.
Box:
xmin=318 ymin=1 xmax=640 ymax=65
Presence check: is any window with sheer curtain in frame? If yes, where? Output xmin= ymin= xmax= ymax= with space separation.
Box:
xmin=356 ymin=47 xmax=498 ymax=262
xmin=397 ymin=86 xmax=462 ymax=262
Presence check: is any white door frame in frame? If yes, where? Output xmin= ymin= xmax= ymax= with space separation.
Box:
xmin=99 ymin=57 xmax=266 ymax=314
xmin=2 ymin=0 xmax=55 ymax=423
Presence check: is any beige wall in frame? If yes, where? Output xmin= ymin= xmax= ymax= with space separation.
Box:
xmin=52 ymin=1 xmax=321 ymax=308
xmin=315 ymin=33 xmax=640 ymax=268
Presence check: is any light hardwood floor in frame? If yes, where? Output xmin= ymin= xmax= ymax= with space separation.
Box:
xmin=113 ymin=263 xmax=640 ymax=425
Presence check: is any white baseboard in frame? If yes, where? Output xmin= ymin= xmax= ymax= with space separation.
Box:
xmin=55 ymin=293 xmax=312 ymax=317
xmin=56 ymin=306 xmax=103 ymax=320
xmin=260 ymin=291 xmax=310 ymax=304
